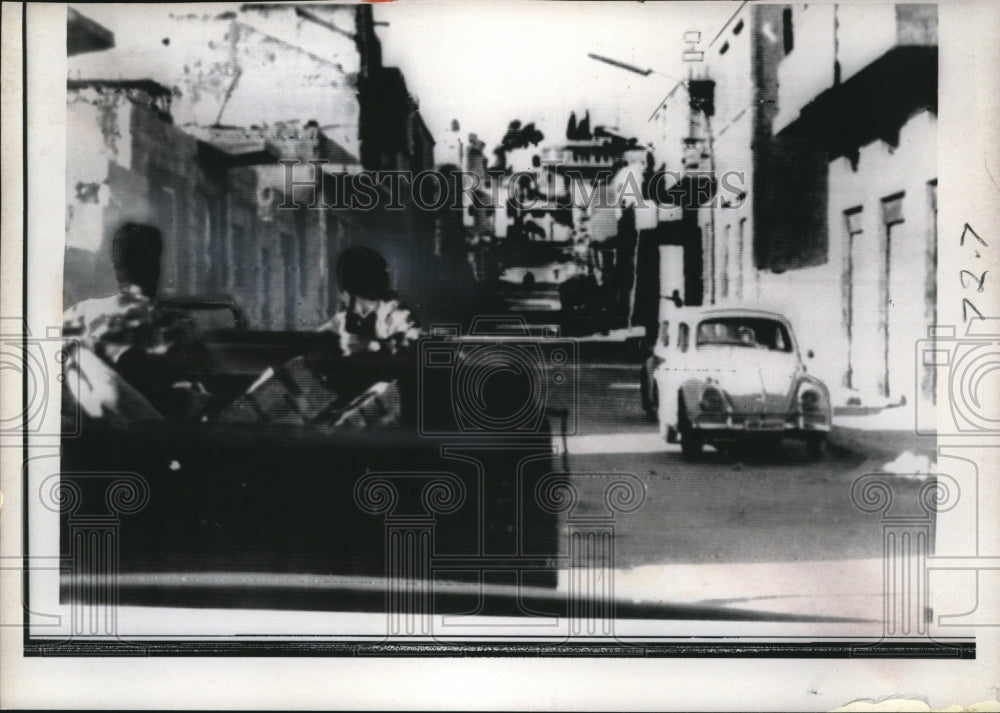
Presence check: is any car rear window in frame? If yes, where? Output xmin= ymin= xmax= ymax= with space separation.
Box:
xmin=695 ymin=317 xmax=793 ymax=352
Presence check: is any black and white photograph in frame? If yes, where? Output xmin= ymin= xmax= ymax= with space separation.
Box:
xmin=2 ymin=1 xmax=999 ymax=709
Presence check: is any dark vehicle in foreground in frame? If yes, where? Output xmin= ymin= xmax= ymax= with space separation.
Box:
xmin=59 ymin=311 xmax=563 ymax=605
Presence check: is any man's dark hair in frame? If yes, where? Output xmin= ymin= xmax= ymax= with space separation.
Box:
xmin=112 ymin=222 xmax=163 ymax=298
xmin=336 ymin=245 xmax=391 ymax=299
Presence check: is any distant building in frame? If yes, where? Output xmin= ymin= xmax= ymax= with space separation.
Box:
xmin=541 ymin=137 xmax=627 ymax=243
xmin=437 ymin=119 xmax=464 ymax=169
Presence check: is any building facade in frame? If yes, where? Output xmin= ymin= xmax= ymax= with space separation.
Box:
xmin=666 ymin=3 xmax=937 ymax=407
xmin=773 ymin=3 xmax=937 ymax=405
xmin=65 ymin=5 xmax=440 ymax=330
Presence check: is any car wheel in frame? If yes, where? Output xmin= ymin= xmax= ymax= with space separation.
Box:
xmin=806 ymin=435 xmax=826 ymax=461
xmin=639 ymin=367 xmax=652 ymax=414
xmin=678 ymin=395 xmax=702 ymax=460
xmin=680 ymin=430 xmax=703 ymax=460
xmin=641 ymin=375 xmax=658 ymax=420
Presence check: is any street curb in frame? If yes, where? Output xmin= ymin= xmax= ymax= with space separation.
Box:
xmin=828 ymin=423 xmax=937 ymax=460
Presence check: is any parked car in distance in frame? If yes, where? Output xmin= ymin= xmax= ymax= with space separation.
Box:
xmin=651 ymin=307 xmax=831 ymax=460
xmin=496 ymin=241 xmax=581 ymax=288
xmin=499 ymin=259 xmax=581 ymax=288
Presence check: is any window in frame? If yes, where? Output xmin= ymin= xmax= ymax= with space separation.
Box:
xmin=232 ymin=225 xmax=250 ymax=288
xmin=719 ymin=41 xmax=729 ymax=55
xmin=845 ymin=206 xmax=864 ymax=236
xmin=207 ymin=196 xmax=228 ymax=292
xmin=879 ymin=193 xmax=905 ymax=397
xmin=230 ymin=207 xmax=253 ymax=290
xmin=881 ymin=193 xmax=905 ymax=226
xmin=783 ymin=8 xmax=794 ymax=54
xmin=695 ymin=318 xmax=793 ymax=352
xmin=733 ymin=19 xmax=744 ymax=35
xmin=678 ymin=323 xmax=690 ymax=352
xmin=260 ymin=247 xmax=272 ymax=328
xmin=842 ymin=206 xmax=864 ymax=388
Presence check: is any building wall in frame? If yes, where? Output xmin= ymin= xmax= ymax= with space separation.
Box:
xmin=65 ymin=88 xmax=205 ymax=306
xmin=773 ymin=4 xmax=836 ymax=134
xmin=775 ymin=4 xmax=938 ymax=133
xmin=68 ymin=9 xmax=364 ymax=157
xmin=66 ymin=5 xmax=443 ymax=332
xmin=838 ymin=4 xmax=936 ymax=84
xmin=696 ymin=4 xmax=828 ymax=304
xmin=754 ymin=109 xmax=936 ymax=404
xmin=65 ymin=88 xmax=334 ymax=330
xmin=683 ymin=3 xmax=936 ymax=407
xmin=696 ymin=5 xmax=756 ymax=307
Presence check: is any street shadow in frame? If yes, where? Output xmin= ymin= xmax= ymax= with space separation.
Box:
xmin=668 ymin=439 xmax=830 ymax=467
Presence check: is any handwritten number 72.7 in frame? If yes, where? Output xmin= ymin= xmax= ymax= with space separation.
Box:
xmin=959 ymin=223 xmax=988 ymax=322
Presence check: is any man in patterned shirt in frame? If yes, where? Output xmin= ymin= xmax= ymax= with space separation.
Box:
xmin=317 ymin=245 xmax=420 ymax=357
xmin=63 ymin=222 xmax=211 ymax=421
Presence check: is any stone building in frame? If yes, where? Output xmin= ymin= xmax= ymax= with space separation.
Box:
xmin=64 ymin=4 xmax=437 ymax=330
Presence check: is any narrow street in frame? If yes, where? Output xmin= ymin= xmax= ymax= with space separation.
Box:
xmin=563 ymin=358 xmax=902 ymax=568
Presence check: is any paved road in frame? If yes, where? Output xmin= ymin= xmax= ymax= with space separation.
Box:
xmin=561 ymin=361 xmax=923 ymax=570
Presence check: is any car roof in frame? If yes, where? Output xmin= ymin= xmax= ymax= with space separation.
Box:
xmin=662 ymin=306 xmax=792 ymax=323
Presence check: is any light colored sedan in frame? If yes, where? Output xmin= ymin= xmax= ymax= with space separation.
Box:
xmin=652 ymin=307 xmax=831 ymax=460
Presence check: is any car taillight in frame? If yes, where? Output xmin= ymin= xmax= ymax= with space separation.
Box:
xmin=799 ymin=388 xmax=820 ymax=412
xmin=699 ymin=387 xmax=725 ymax=412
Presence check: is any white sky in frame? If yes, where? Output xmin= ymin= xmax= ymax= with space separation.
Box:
xmin=376 ymin=1 xmax=735 ymax=152
xmin=71 ymin=2 xmax=738 ymax=159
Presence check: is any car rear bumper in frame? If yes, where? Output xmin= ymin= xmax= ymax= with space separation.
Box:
xmin=692 ymin=413 xmax=831 ymax=436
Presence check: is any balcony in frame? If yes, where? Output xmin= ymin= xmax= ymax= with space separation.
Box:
xmin=836 ymin=4 xmax=936 ymax=85
xmin=775 ymin=4 xmax=937 ymax=140
xmin=776 ymin=5 xmax=936 ymax=162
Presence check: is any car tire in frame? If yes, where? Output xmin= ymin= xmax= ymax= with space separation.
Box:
xmin=640 ymin=373 xmax=658 ymax=420
xmin=639 ymin=367 xmax=652 ymax=414
xmin=678 ymin=395 xmax=702 ymax=460
xmin=680 ymin=430 xmax=703 ymax=460
xmin=806 ymin=435 xmax=826 ymax=461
